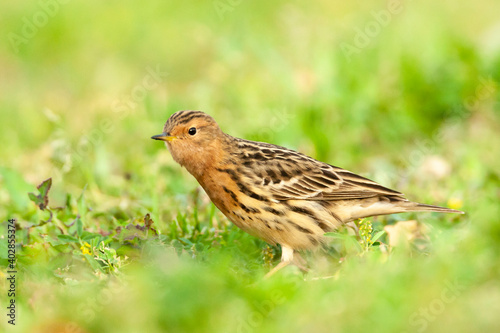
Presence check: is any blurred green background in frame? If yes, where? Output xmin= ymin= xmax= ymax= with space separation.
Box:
xmin=1 ymin=0 xmax=500 ymax=332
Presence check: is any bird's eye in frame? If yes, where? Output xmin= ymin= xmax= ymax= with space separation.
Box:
xmin=188 ymin=127 xmax=197 ymax=135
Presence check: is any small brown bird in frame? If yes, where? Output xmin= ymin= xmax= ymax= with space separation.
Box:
xmin=152 ymin=110 xmax=463 ymax=276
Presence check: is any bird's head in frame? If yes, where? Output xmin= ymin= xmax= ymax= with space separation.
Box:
xmin=152 ymin=110 xmax=226 ymax=176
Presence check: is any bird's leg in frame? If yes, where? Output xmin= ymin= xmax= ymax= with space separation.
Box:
xmin=292 ymin=252 xmax=309 ymax=273
xmin=264 ymin=246 xmax=294 ymax=279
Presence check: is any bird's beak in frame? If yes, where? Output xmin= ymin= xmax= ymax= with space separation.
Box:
xmin=151 ymin=133 xmax=177 ymax=142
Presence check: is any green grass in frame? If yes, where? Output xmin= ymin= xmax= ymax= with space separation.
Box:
xmin=1 ymin=1 xmax=500 ymax=332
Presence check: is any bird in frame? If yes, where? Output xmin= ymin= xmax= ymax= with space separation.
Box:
xmin=152 ymin=110 xmax=464 ymax=276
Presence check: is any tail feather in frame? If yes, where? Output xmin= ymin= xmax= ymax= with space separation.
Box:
xmin=340 ymin=197 xmax=464 ymax=222
xmin=405 ymin=202 xmax=464 ymax=214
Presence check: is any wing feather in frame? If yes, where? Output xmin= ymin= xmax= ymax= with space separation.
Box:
xmin=234 ymin=138 xmax=404 ymax=202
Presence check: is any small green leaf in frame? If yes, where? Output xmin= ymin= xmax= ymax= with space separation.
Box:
xmin=372 ymin=230 xmax=386 ymax=243
xmin=38 ymin=178 xmax=52 ymax=198
xmin=90 ymin=237 xmax=100 ymax=249
xmin=76 ymin=217 xmax=83 ymax=237
xmin=84 ymin=254 xmax=103 ymax=272
xmin=102 ymin=247 xmax=116 ymax=260
xmin=52 ymin=244 xmax=71 ymax=252
xmin=28 ymin=192 xmax=40 ymax=204
xmin=81 ymin=231 xmax=100 ymax=242
xmin=57 ymin=235 xmax=79 ymax=242
xmin=179 ymin=237 xmax=194 ymax=246
xmin=28 ymin=178 xmax=52 ymax=211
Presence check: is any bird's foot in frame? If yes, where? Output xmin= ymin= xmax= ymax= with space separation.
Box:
xmin=264 ymin=260 xmax=291 ymax=279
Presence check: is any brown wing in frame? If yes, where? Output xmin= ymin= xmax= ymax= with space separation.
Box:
xmin=267 ymin=163 xmax=404 ymax=201
xmin=234 ymin=138 xmax=404 ymax=202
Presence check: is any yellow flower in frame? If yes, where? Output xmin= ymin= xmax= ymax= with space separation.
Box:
xmin=80 ymin=242 xmax=92 ymax=255
xmin=447 ymin=198 xmax=463 ymax=211
xmin=359 ymin=219 xmax=373 ymax=250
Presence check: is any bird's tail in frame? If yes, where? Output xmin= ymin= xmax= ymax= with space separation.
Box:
xmin=345 ymin=197 xmax=465 ymax=222
xmin=404 ymin=202 xmax=464 ymax=214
